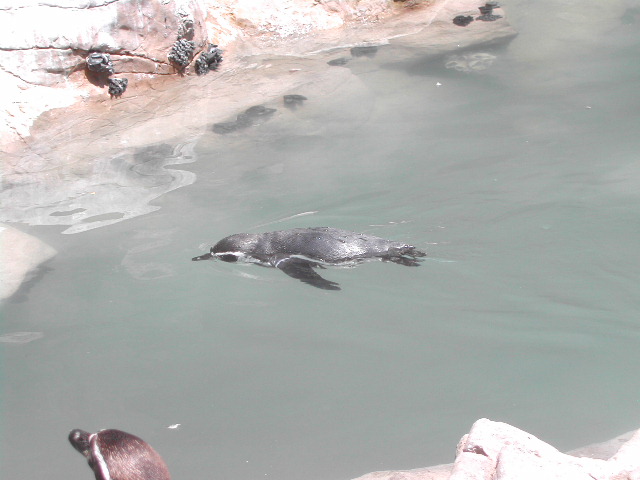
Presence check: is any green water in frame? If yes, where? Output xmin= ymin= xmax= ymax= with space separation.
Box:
xmin=2 ymin=2 xmax=640 ymax=479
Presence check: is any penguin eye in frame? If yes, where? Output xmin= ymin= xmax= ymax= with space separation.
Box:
xmin=218 ymin=254 xmax=238 ymax=262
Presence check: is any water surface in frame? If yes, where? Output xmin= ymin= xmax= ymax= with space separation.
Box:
xmin=2 ymin=2 xmax=640 ymax=479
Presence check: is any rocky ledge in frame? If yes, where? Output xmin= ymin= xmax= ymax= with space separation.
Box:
xmin=355 ymin=419 xmax=640 ymax=480
xmin=0 ymin=0 xmax=517 ymax=153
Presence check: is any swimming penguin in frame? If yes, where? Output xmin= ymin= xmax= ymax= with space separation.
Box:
xmin=192 ymin=227 xmax=426 ymax=290
xmin=68 ymin=428 xmax=171 ymax=480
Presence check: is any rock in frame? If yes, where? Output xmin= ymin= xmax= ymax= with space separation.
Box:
xmin=0 ymin=0 xmax=209 ymax=85
xmin=353 ymin=464 xmax=453 ymax=480
xmin=86 ymin=52 xmax=114 ymax=74
xmin=194 ymin=44 xmax=223 ymax=75
xmin=0 ymin=224 xmax=56 ymax=300
xmin=355 ymin=420 xmax=640 ymax=480
xmin=449 ymin=419 xmax=640 ymax=480
xmin=108 ymin=78 xmax=128 ymax=97
xmin=1 ymin=0 xmax=519 ymax=150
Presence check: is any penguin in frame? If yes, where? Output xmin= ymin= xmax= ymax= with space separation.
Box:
xmin=68 ymin=428 xmax=171 ymax=480
xmin=192 ymin=227 xmax=426 ymax=290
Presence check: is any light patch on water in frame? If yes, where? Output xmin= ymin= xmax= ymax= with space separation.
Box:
xmin=0 ymin=332 xmax=44 ymax=344
xmin=251 ymin=211 xmax=319 ymax=229
xmin=0 ymin=141 xmax=198 ymax=234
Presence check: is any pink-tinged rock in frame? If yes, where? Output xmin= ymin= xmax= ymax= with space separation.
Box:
xmin=355 ymin=420 xmax=640 ymax=480
xmin=450 ymin=419 xmax=640 ymax=480
xmin=353 ymin=464 xmax=453 ymax=480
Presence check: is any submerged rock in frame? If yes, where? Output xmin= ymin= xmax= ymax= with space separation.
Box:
xmin=237 ymin=105 xmax=276 ymax=124
xmin=445 ymin=52 xmax=497 ymax=72
xmin=283 ymin=94 xmax=307 ymax=109
xmin=195 ymin=44 xmax=223 ymax=75
xmin=168 ymin=38 xmax=196 ymax=69
xmin=86 ymin=52 xmax=114 ymax=74
xmin=213 ymin=105 xmax=277 ymax=134
xmin=328 ymin=57 xmax=350 ymax=66
xmin=108 ymin=78 xmax=128 ymax=97
xmin=351 ymin=46 xmax=379 ymax=58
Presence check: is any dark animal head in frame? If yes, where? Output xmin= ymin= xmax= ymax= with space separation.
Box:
xmin=192 ymin=233 xmax=260 ymax=262
xmin=69 ymin=428 xmax=171 ymax=480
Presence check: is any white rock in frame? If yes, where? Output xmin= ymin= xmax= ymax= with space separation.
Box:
xmin=0 ymin=224 xmax=57 ymax=300
xmin=450 ymin=419 xmax=640 ymax=480
xmin=355 ymin=420 xmax=640 ymax=480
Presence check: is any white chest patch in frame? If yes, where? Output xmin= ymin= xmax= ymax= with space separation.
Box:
xmin=89 ymin=434 xmax=111 ymax=480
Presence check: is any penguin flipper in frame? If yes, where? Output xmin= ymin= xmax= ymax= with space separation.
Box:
xmin=271 ymin=256 xmax=341 ymax=291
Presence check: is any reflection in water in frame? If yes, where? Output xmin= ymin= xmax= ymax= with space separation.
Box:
xmin=0 ymin=142 xmax=197 ymax=234
xmin=0 ymin=331 xmax=44 ymax=344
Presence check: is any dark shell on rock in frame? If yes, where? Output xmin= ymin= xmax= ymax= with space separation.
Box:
xmin=453 ymin=15 xmax=474 ymax=26
xmin=86 ymin=52 xmax=114 ymax=74
xmin=328 ymin=57 xmax=350 ymax=66
xmin=477 ymin=2 xmax=502 ymax=21
xmin=108 ymin=78 xmax=128 ymax=97
xmin=168 ymin=39 xmax=196 ymax=68
xmin=477 ymin=13 xmax=502 ymax=21
xmin=195 ymin=44 xmax=223 ymax=75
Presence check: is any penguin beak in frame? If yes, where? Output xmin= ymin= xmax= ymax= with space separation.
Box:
xmin=192 ymin=247 xmax=215 ymax=261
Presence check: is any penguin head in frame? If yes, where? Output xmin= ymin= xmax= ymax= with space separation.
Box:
xmin=68 ymin=429 xmax=92 ymax=459
xmin=211 ymin=233 xmax=259 ymax=262
xmin=68 ymin=428 xmax=171 ymax=480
